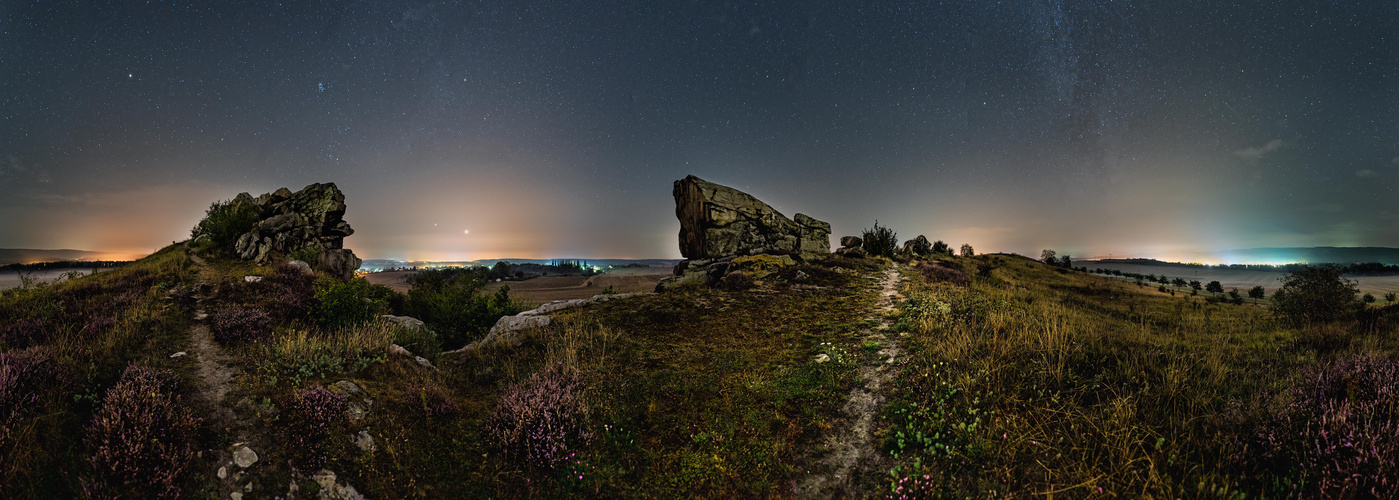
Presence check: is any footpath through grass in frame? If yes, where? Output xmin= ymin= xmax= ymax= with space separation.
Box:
xmin=881 ymin=254 xmax=1399 ymax=498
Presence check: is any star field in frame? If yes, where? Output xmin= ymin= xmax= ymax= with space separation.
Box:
xmin=2 ymin=1 xmax=1396 ymax=261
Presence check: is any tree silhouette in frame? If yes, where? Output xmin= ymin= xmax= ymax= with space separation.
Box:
xmin=960 ymin=243 xmax=974 ymax=257
xmin=1248 ymin=285 xmax=1265 ymax=303
xmin=1206 ymin=281 xmax=1224 ymax=295
xmin=1040 ymin=249 xmax=1057 ymax=265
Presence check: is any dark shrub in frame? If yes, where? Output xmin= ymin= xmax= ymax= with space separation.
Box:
xmin=256 ymin=264 xmax=316 ymax=322
xmin=718 ymin=271 xmax=756 ymax=291
xmin=1273 ymin=265 xmax=1358 ymax=326
xmin=190 ymin=199 xmax=260 ymax=257
xmin=286 ymin=386 xmax=349 ymax=472
xmin=0 ymin=318 xmax=49 ymax=349
xmin=861 ymin=220 xmax=898 ymax=259
xmin=84 ymin=365 xmax=201 ymax=498
xmin=313 ymin=277 xmax=395 ymax=328
xmin=406 ymin=270 xmax=523 ymax=350
xmin=918 ymin=263 xmax=969 ymax=286
xmin=1236 ymin=352 xmax=1399 ymax=496
xmin=488 ymin=365 xmax=593 ymax=469
xmin=403 ymin=383 xmax=455 ymax=418
xmin=211 ymin=305 xmax=273 ymax=344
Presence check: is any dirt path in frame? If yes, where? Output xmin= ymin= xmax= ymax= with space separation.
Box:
xmin=798 ymin=264 xmax=905 ymax=496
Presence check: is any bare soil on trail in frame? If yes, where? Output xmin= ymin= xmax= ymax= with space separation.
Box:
xmin=798 ymin=265 xmax=905 ymax=497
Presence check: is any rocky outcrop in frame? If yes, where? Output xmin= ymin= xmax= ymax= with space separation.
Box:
xmin=444 ymin=293 xmax=644 ymax=355
xmin=836 ymin=236 xmax=866 ymax=258
xmin=900 ymin=235 xmax=932 ymax=257
xmin=204 ymin=183 xmax=362 ymax=279
xmin=673 ymin=175 xmax=830 ymax=260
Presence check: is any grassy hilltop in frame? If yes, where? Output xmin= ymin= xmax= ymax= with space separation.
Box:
xmin=2 ymin=242 xmax=1397 ymax=497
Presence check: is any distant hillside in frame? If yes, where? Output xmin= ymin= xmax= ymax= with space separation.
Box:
xmin=0 ymin=248 xmax=113 ymax=266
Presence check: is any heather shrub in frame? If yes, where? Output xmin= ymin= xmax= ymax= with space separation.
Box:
xmin=1236 ymin=352 xmax=1399 ymax=496
xmin=488 ymin=364 xmax=593 ymax=469
xmin=285 ymin=386 xmax=349 ymax=472
xmin=0 ymin=317 xmax=49 ymax=349
xmin=917 ymin=263 xmax=969 ymax=286
xmin=256 ymin=263 xmax=316 ymax=322
xmin=403 ymin=383 xmax=456 ymax=418
xmin=861 ymin=220 xmax=898 ymax=259
xmin=84 ymin=365 xmax=201 ymax=498
xmin=211 ymin=305 xmax=273 ymax=344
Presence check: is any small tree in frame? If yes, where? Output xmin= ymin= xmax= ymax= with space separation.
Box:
xmin=960 ymin=243 xmax=974 ymax=257
xmin=1272 ymin=265 xmax=1359 ymax=326
xmin=1248 ymin=285 xmax=1266 ymax=303
xmin=1172 ymin=277 xmax=1187 ymax=288
xmin=1363 ymin=292 xmax=1376 ymax=304
xmin=1386 ymin=292 xmax=1397 ymax=304
xmin=1206 ymin=280 xmax=1224 ymax=295
xmin=1060 ymin=255 xmax=1072 ymax=269
xmin=1041 ymin=249 xmax=1057 ymax=265
xmin=1190 ymin=280 xmax=1202 ymax=293
xmin=861 ymin=220 xmax=898 ymax=259
xmin=931 ymin=240 xmax=951 ymax=255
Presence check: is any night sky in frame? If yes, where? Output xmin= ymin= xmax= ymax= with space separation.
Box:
xmin=3 ymin=1 xmax=1397 ymax=262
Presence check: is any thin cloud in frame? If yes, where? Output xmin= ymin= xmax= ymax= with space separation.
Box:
xmin=1357 ymin=169 xmax=1379 ymax=178
xmin=1233 ymin=139 xmax=1285 ymax=158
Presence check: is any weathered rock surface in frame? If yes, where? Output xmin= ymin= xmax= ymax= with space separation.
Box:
xmin=673 ymin=175 xmax=830 ymax=259
xmin=446 ymin=293 xmax=644 ymax=355
xmin=901 ymin=235 xmax=932 ymax=257
xmin=839 ymin=236 xmax=863 ymax=249
xmin=200 ymin=183 xmax=362 ymax=279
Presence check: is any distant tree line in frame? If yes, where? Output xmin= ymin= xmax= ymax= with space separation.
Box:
xmin=1 ymin=260 xmax=133 ymax=272
xmin=1097 ymin=258 xmax=1399 ymax=276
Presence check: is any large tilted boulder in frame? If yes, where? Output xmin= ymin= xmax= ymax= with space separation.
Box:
xmin=900 ymin=235 xmax=932 ymax=257
xmin=659 ymin=175 xmax=829 ymax=291
xmin=204 ymin=183 xmax=362 ymax=279
xmin=673 ymin=175 xmax=830 ymax=259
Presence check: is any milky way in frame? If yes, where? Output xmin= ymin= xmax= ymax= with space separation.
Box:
xmin=2 ymin=1 xmax=1396 ymax=261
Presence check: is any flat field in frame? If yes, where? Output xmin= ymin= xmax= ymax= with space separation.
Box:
xmin=1081 ymin=259 xmax=1399 ymax=296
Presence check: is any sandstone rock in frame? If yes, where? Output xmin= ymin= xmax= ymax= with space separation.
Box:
xmin=170 ymin=351 xmax=187 ymax=358
xmin=232 ymin=444 xmax=258 ymax=468
xmin=839 ymin=236 xmax=863 ymax=249
xmin=901 ymin=235 xmax=932 ymax=257
xmin=731 ymin=254 xmax=794 ymax=279
xmin=835 ymin=247 xmax=866 ymax=258
xmin=312 ymin=470 xmax=365 ymax=500
xmin=673 ymin=175 xmax=830 ymax=260
xmin=243 ymin=276 xmax=262 ymax=283
xmin=287 ymin=260 xmax=313 ymax=274
xmin=353 ymin=430 xmax=377 ymax=453
xmin=381 ymin=315 xmax=434 ymax=337
xmin=330 ymin=380 xmax=372 ymax=421
xmin=196 ymin=183 xmax=361 ymax=279
xmin=218 ymin=465 xmax=227 ymax=479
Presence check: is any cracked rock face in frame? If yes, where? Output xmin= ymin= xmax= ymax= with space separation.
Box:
xmin=673 ymin=175 xmax=830 ymax=260
xmin=205 ymin=182 xmax=362 ymax=279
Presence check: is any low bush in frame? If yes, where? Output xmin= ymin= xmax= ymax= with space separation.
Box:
xmin=488 ymin=364 xmax=593 ymax=470
xmin=256 ymin=263 xmax=316 ymax=323
xmin=285 ymin=386 xmax=349 ymax=472
xmin=0 ymin=317 xmax=50 ymax=349
xmin=211 ymin=305 xmax=273 ymax=344
xmin=313 ymin=277 xmax=397 ymax=328
xmin=861 ymin=220 xmax=898 ymax=259
xmin=84 ymin=365 xmax=201 ymax=498
xmin=1235 ymin=352 xmax=1399 ymax=497
xmin=190 ymin=199 xmax=260 ymax=257
xmin=406 ymin=270 xmax=524 ymax=350
xmin=251 ymin=324 xmax=392 ymax=386
xmin=403 ymin=383 xmax=456 ymax=418
xmin=917 ymin=263 xmax=969 ymax=286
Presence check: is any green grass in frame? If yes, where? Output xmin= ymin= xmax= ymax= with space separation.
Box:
xmin=881 ymin=254 xmax=1399 ymax=497
xmin=8 ymin=246 xmax=1395 ymax=497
